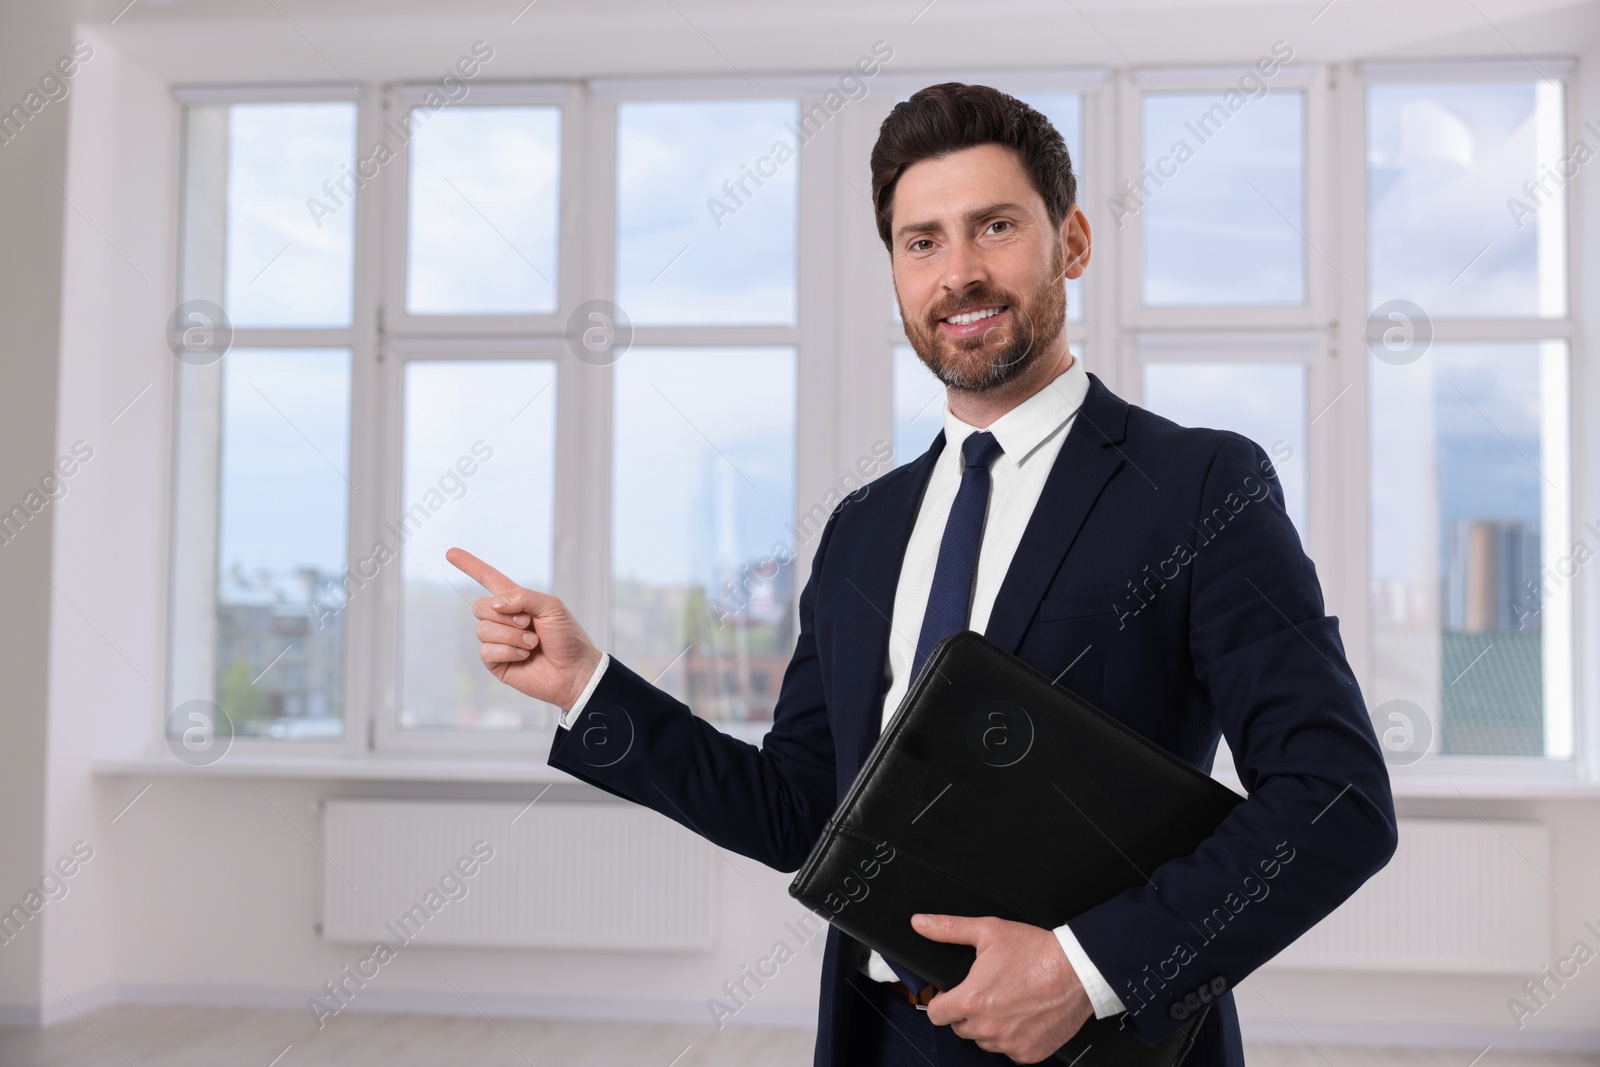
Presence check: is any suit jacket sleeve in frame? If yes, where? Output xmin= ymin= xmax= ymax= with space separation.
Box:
xmin=546 ymin=500 xmax=845 ymax=873
xmin=1066 ymin=434 xmax=1398 ymax=1042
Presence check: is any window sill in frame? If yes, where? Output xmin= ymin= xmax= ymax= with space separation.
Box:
xmin=94 ymin=755 xmax=576 ymax=784
xmin=1385 ymin=776 xmax=1600 ymax=800
xmin=93 ymin=721 xmax=774 ymax=784
xmin=96 ymin=753 xmax=1600 ymax=798
xmin=1209 ymin=769 xmax=1600 ymax=801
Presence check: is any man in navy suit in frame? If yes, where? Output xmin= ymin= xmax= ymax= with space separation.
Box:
xmin=450 ymin=82 xmax=1396 ymax=1066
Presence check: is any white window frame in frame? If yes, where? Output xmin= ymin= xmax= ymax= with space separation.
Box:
xmin=370 ymin=82 xmax=586 ymax=754
xmin=163 ymin=85 xmax=375 ymax=765
xmin=581 ymin=78 xmax=822 ymax=749
xmin=1334 ymin=58 xmax=1584 ymax=782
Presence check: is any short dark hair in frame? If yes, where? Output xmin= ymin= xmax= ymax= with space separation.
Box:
xmin=869 ymin=82 xmax=1077 ymax=254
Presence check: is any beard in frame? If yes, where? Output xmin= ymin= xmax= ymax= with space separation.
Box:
xmin=901 ymin=239 xmax=1068 ymax=393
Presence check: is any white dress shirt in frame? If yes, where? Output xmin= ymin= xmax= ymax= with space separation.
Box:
xmin=562 ymin=355 xmax=1125 ymax=1019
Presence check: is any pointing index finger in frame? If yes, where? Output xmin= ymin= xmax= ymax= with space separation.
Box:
xmin=446 ymin=547 xmax=518 ymax=597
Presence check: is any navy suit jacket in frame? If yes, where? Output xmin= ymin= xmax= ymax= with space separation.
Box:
xmin=549 ymin=371 xmax=1398 ymax=1067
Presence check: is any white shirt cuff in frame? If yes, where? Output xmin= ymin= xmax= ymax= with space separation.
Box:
xmin=1055 ymin=922 xmax=1126 ymax=1018
xmin=863 ymin=928 xmax=1123 ymax=1019
xmin=558 ymin=653 xmax=611 ymax=730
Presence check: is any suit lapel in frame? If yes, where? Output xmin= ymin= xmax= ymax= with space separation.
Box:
xmin=838 ymin=373 xmax=1130 ymax=767
xmin=844 ymin=430 xmax=944 ymax=762
xmin=984 ymin=373 xmax=1131 ymax=654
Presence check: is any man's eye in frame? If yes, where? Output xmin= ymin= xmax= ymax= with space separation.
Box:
xmin=909 ymin=239 xmax=932 ymax=252
xmin=987 ymin=220 xmax=1011 ymax=234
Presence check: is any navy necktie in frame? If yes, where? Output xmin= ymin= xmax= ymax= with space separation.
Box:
xmin=885 ymin=429 xmax=1005 ymax=998
xmin=911 ymin=430 xmax=1006 ymax=683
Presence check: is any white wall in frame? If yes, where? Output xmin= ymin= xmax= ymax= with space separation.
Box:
xmin=90 ymin=782 xmax=1600 ymax=1048
xmin=1252 ymin=797 xmax=1600 ymax=1048
xmin=106 ymin=780 xmax=827 ymax=1027
xmin=0 ymin=0 xmax=73 ymax=1024
xmin=38 ymin=22 xmax=177 ymax=1024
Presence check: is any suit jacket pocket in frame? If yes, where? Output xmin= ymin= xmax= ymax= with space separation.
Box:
xmin=1035 ymin=589 xmax=1122 ymax=622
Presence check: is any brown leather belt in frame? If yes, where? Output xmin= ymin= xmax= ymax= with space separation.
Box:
xmin=887 ymin=979 xmax=935 ymax=1010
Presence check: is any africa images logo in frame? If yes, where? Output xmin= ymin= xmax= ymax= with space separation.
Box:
xmin=965 ymin=697 xmax=1035 ymax=768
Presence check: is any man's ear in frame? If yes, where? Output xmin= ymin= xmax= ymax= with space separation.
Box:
xmin=1061 ymin=204 xmax=1092 ymax=280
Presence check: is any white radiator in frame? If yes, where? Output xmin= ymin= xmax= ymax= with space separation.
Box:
xmin=1270 ymin=818 xmax=1551 ymax=973
xmin=320 ymin=799 xmax=717 ymax=951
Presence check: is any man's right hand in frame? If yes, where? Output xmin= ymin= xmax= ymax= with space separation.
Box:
xmin=446 ymin=547 xmax=604 ymax=714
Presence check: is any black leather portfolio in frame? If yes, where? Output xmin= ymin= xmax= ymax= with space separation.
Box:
xmin=789 ymin=630 xmax=1244 ymax=1066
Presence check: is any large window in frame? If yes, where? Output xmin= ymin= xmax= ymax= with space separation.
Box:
xmin=610 ymin=96 xmax=803 ymax=724
xmin=1106 ymin=62 xmax=1326 ymax=783
xmin=1364 ymin=70 xmax=1574 ymax=762
xmin=168 ymin=99 xmax=360 ymax=754
xmin=163 ymin=61 xmax=1587 ymax=777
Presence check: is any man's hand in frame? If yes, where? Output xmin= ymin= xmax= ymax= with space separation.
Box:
xmin=446 ymin=548 xmax=603 ymax=714
xmin=914 ymin=913 xmax=1094 ymax=1063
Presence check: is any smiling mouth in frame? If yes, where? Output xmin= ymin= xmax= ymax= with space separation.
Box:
xmin=940 ymin=305 xmax=1007 ymax=326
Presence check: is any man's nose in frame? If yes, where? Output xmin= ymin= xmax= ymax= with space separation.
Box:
xmin=938 ymin=236 xmax=990 ymax=296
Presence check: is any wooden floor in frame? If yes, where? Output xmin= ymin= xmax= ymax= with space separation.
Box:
xmin=0 ymin=1005 xmax=1595 ymax=1066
